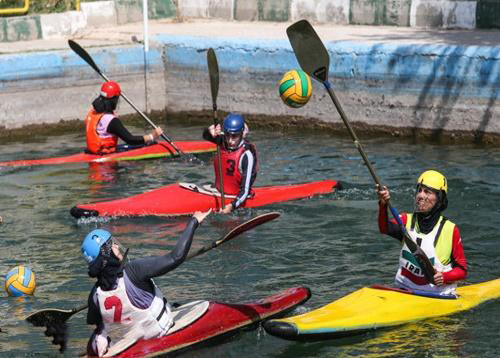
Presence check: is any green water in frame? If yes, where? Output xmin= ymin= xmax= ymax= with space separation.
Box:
xmin=0 ymin=125 xmax=499 ymax=357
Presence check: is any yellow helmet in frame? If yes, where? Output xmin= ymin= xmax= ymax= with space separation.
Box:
xmin=417 ymin=170 xmax=448 ymax=193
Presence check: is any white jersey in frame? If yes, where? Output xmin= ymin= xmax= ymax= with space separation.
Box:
xmin=395 ymin=215 xmax=456 ymax=296
xmin=95 ymin=276 xmax=173 ymax=356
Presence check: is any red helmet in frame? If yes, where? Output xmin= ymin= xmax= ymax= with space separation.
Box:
xmin=100 ymin=81 xmax=121 ymax=98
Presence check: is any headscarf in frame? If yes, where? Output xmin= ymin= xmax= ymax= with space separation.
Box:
xmin=92 ymin=95 xmax=119 ymax=114
xmin=87 ymin=240 xmax=127 ymax=291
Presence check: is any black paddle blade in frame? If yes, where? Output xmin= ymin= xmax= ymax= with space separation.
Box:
xmin=207 ymin=48 xmax=219 ymax=108
xmin=68 ymin=40 xmax=104 ymax=77
xmin=26 ymin=307 xmax=78 ymax=327
xmin=286 ymin=19 xmax=330 ymax=83
xmin=26 ymin=309 xmax=74 ymax=353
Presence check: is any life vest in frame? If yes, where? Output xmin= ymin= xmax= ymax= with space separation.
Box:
xmin=214 ymin=141 xmax=257 ymax=195
xmin=395 ymin=213 xmax=457 ymax=295
xmin=95 ymin=275 xmax=172 ymax=354
xmin=85 ymin=110 xmax=118 ymax=155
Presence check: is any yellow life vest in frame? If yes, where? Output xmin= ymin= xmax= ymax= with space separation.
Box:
xmin=405 ymin=213 xmax=455 ymax=266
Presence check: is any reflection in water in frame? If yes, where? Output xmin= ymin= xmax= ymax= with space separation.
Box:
xmin=341 ymin=317 xmax=470 ymax=358
xmin=0 ymin=296 xmax=37 ymax=352
xmin=88 ymin=162 xmax=119 ymax=194
xmin=271 ymin=316 xmax=470 ymax=358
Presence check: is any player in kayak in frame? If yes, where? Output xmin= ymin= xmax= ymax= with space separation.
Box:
xmin=80 ymin=210 xmax=210 ymax=357
xmin=85 ymin=81 xmax=164 ymax=155
xmin=377 ymin=170 xmax=467 ymax=296
xmin=202 ymin=113 xmax=258 ymax=214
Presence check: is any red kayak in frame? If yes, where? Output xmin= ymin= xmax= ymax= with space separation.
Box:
xmin=87 ymin=286 xmax=310 ymax=358
xmin=71 ymin=180 xmax=340 ymax=218
xmin=0 ymin=141 xmax=216 ymax=167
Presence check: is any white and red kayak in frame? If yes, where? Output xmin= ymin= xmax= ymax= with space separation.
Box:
xmin=0 ymin=141 xmax=216 ymax=167
xmin=86 ymin=286 xmax=310 ymax=358
xmin=70 ymin=180 xmax=340 ymax=218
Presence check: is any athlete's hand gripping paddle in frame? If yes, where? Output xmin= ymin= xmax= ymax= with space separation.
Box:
xmin=286 ymin=19 xmax=435 ymax=283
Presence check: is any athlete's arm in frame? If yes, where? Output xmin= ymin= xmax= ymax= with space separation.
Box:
xmin=442 ymin=226 xmax=467 ymax=283
xmin=107 ymin=118 xmax=146 ymax=145
xmin=378 ymin=202 xmax=407 ymax=242
xmin=125 ymin=217 xmax=200 ymax=287
xmin=232 ymin=149 xmax=256 ymax=209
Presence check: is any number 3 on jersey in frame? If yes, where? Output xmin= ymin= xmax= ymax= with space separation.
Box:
xmin=226 ymin=159 xmax=236 ymax=176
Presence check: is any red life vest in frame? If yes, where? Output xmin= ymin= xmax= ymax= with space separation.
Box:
xmin=214 ymin=142 xmax=256 ymax=195
xmin=85 ymin=109 xmax=118 ymax=155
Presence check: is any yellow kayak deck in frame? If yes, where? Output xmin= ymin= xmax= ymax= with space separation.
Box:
xmin=263 ymin=278 xmax=500 ymax=340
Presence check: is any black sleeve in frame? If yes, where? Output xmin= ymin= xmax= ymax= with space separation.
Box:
xmin=86 ymin=285 xmax=103 ymax=327
xmin=125 ymin=218 xmax=200 ymax=289
xmin=387 ymin=221 xmax=403 ymax=241
xmin=202 ymin=128 xmax=223 ymax=145
xmin=107 ymin=118 xmax=146 ymax=145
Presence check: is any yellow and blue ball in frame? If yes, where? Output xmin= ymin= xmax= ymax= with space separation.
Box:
xmin=5 ymin=265 xmax=36 ymax=297
xmin=279 ymin=69 xmax=313 ymax=108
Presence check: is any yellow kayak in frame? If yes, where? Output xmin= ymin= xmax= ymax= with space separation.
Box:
xmin=263 ymin=279 xmax=500 ymax=340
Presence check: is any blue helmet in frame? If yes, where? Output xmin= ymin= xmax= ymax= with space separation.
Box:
xmin=223 ymin=113 xmax=245 ymax=134
xmin=81 ymin=229 xmax=112 ymax=264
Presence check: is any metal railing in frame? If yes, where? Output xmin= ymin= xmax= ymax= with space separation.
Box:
xmin=0 ymin=0 xmax=29 ymax=15
xmin=0 ymin=0 xmax=81 ymax=16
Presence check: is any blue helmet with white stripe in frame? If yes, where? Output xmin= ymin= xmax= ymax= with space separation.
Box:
xmin=81 ymin=229 xmax=112 ymax=264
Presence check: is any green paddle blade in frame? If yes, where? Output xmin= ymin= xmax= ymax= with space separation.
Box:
xmin=286 ymin=19 xmax=330 ymax=82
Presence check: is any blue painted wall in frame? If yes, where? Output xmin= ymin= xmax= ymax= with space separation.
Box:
xmin=0 ymin=35 xmax=498 ymax=136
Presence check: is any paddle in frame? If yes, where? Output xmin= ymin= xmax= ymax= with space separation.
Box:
xmin=67 ymin=40 xmax=184 ymax=158
xmin=187 ymin=211 xmax=280 ymax=259
xmin=286 ymin=20 xmax=435 ymax=284
xmin=25 ymin=211 xmax=281 ymax=350
xmin=207 ymin=48 xmax=226 ymax=207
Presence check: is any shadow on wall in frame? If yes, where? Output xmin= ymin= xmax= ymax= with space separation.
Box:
xmin=346 ymin=28 xmax=500 ymax=47
xmin=328 ymin=41 xmax=499 ymax=144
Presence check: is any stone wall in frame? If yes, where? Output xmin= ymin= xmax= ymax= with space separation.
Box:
xmin=0 ymin=45 xmax=166 ymax=128
xmin=1 ymin=0 xmax=499 ymax=43
xmin=156 ymin=35 xmax=500 ymax=139
xmin=2 ymin=34 xmax=497 ymax=140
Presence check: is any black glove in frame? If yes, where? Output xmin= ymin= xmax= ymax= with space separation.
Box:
xmin=44 ymin=321 xmax=68 ymax=353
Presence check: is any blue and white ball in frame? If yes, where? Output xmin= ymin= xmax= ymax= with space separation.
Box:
xmin=5 ymin=265 xmax=36 ymax=297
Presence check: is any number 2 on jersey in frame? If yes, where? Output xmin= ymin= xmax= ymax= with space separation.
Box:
xmin=104 ymin=296 xmax=123 ymax=322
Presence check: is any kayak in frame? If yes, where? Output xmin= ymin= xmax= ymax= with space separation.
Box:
xmin=87 ymin=286 xmax=310 ymax=357
xmin=70 ymin=180 xmax=340 ymax=218
xmin=0 ymin=141 xmax=216 ymax=167
xmin=263 ymin=279 xmax=500 ymax=341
